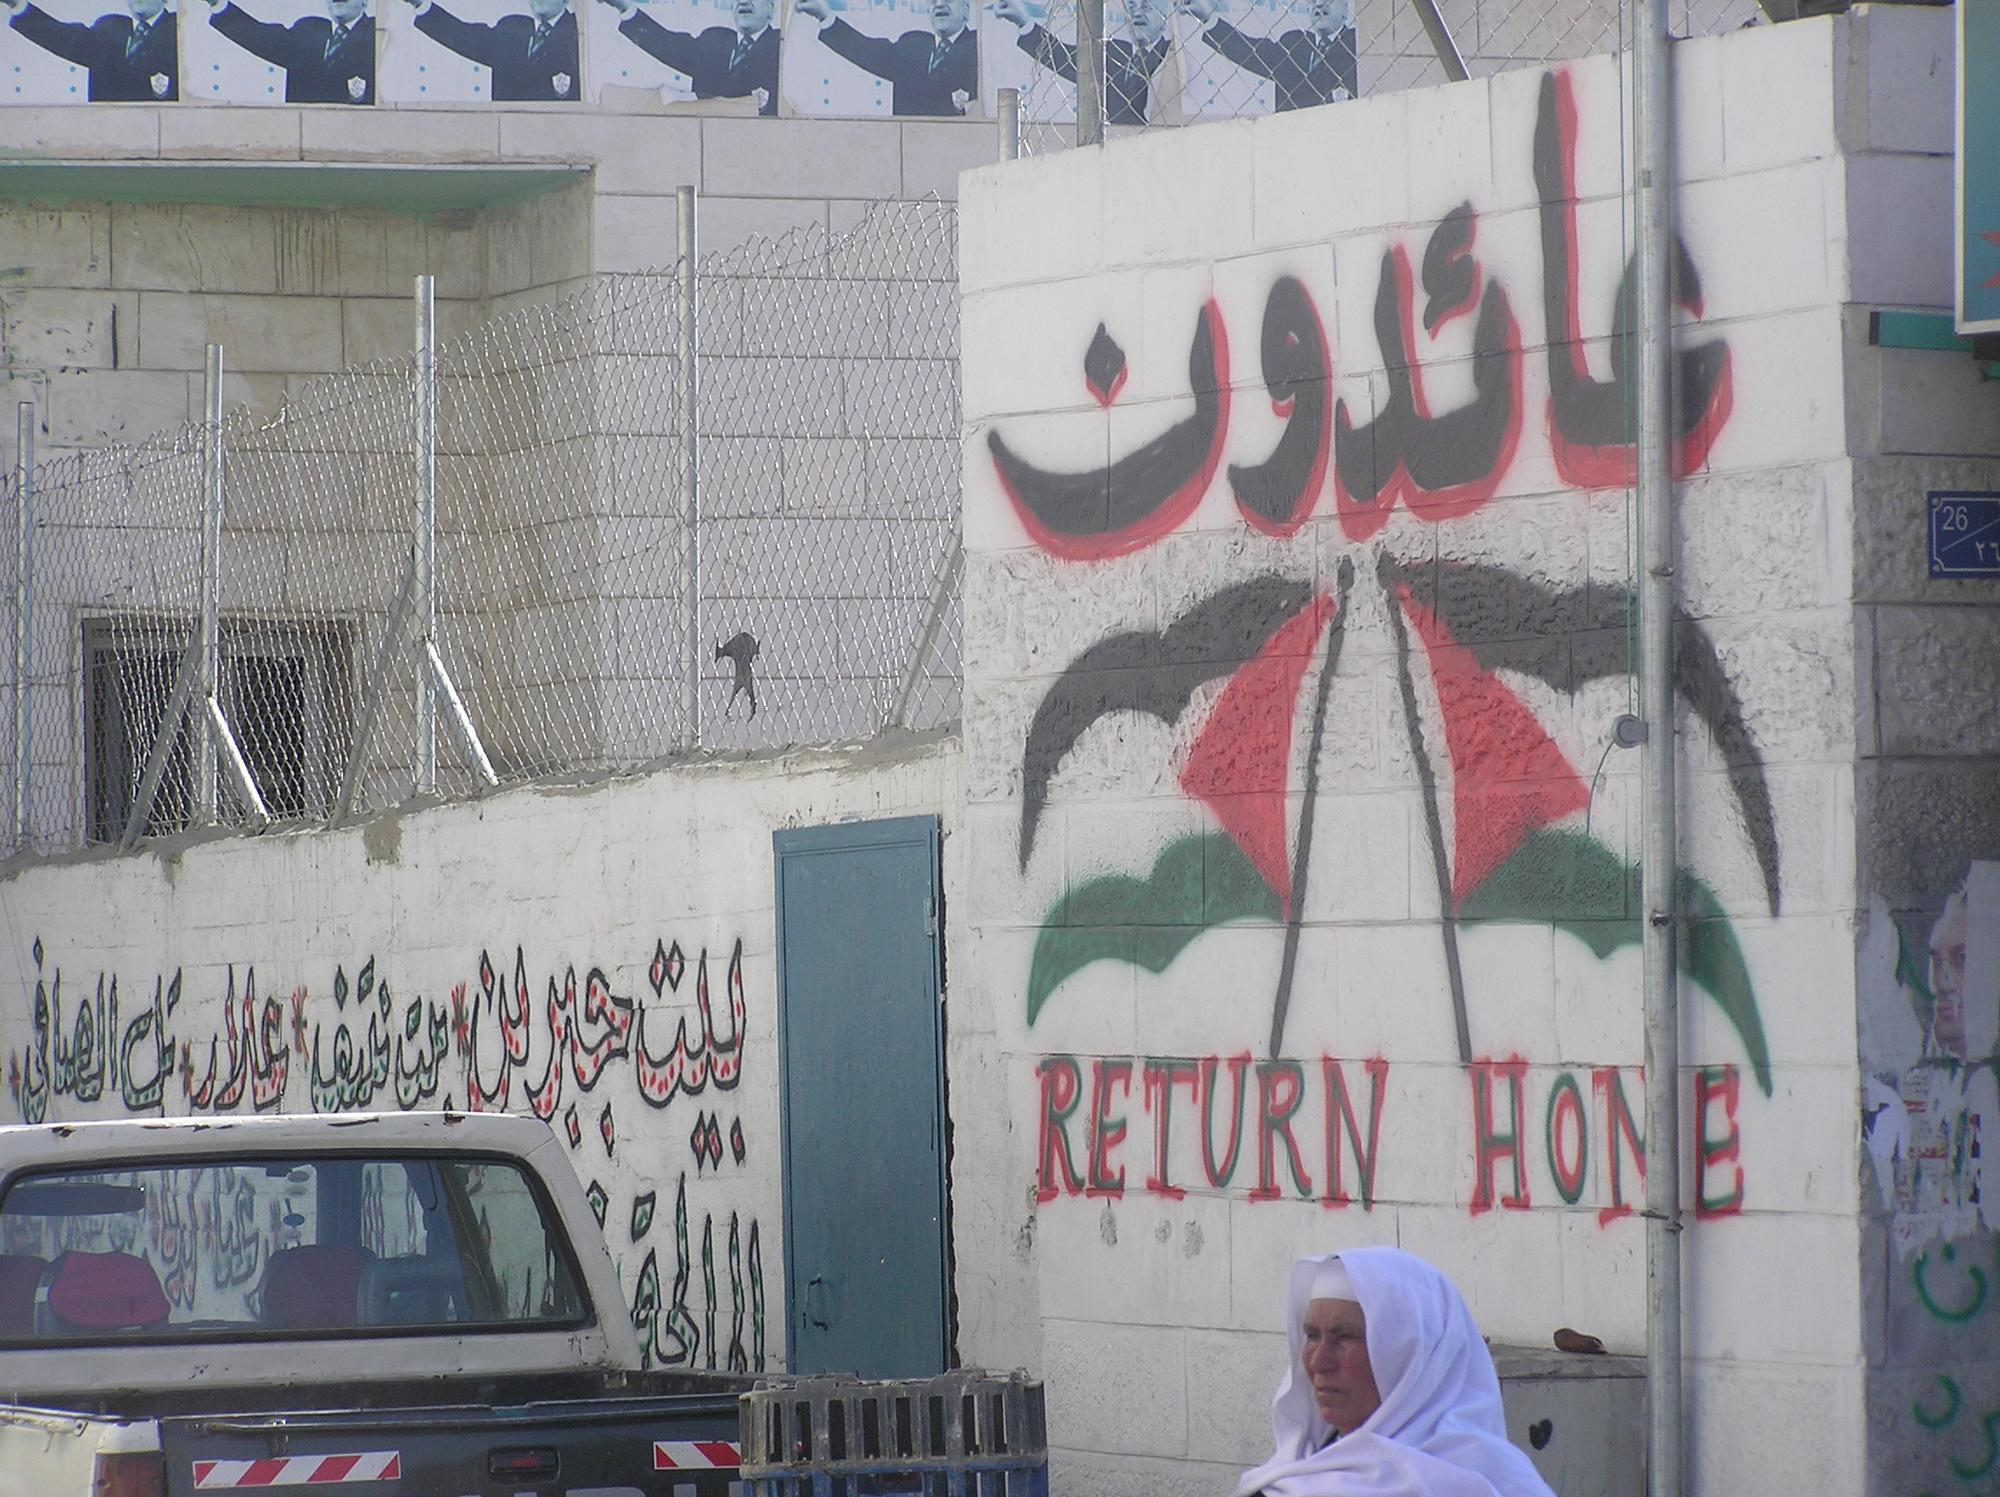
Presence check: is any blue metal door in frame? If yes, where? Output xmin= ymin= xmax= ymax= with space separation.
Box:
xmin=774 ymin=814 xmax=948 ymax=1377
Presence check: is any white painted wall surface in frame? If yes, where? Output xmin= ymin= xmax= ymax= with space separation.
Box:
xmin=0 ymin=737 xmax=962 ymax=1378
xmin=950 ymin=12 xmax=1994 ymax=1495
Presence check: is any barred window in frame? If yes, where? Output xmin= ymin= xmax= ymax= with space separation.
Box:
xmin=82 ymin=616 xmax=355 ymax=842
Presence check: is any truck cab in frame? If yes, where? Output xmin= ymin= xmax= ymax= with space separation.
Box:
xmin=0 ymin=1112 xmax=743 ymax=1497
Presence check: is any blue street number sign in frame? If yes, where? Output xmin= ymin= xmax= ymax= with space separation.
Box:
xmin=1930 ymin=492 xmax=2000 ymax=578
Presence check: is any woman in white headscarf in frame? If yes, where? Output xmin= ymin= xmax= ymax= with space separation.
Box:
xmin=1233 ymin=1246 xmax=1556 ymax=1497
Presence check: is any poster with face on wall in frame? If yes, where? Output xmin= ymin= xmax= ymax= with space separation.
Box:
xmin=1861 ymin=861 xmax=2000 ymax=1257
xmin=378 ymin=0 xmax=579 ymax=101
xmin=979 ymin=0 xmax=1181 ymax=128
xmin=586 ymin=0 xmax=781 ymax=111
xmin=782 ymin=0 xmax=977 ymax=118
xmin=182 ymin=0 xmax=374 ymax=103
xmin=1176 ymin=0 xmax=1353 ymax=118
xmin=0 ymin=0 xmax=178 ymax=103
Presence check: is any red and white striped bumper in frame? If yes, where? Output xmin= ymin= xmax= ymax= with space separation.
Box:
xmin=191 ymin=1452 xmax=403 ymax=1489
xmin=655 ymin=1439 xmax=741 ymax=1470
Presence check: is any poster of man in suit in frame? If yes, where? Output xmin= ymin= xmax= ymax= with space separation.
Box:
xmin=184 ymin=0 xmax=372 ymax=100
xmin=984 ymin=0 xmax=1171 ymax=126
xmin=0 ymin=0 xmax=176 ymax=101
xmin=1182 ymin=0 xmax=1353 ymax=115
xmin=590 ymin=0 xmax=777 ymax=111
xmin=786 ymin=0 xmax=973 ymax=117
xmin=383 ymin=0 xmax=577 ymax=99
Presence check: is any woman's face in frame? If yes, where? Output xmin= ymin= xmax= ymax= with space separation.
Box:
xmin=1301 ymin=1296 xmax=1381 ymax=1434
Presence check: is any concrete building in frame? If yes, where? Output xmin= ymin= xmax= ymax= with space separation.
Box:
xmin=0 ymin=101 xmax=994 ymax=467
xmin=2 ymin=6 xmax=1998 ymax=1495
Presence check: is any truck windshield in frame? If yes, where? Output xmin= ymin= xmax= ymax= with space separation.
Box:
xmin=0 ymin=1153 xmax=589 ymax=1344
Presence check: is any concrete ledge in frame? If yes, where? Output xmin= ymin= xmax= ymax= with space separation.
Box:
xmin=1492 ymin=1344 xmax=1647 ymax=1380
xmin=0 ymin=160 xmax=584 ymax=210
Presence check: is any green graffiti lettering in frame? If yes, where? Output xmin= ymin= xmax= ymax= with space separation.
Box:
xmin=700 ymin=1213 xmax=716 ymax=1371
xmin=1544 ymin=1071 xmax=1588 ymax=1206
xmin=1914 ymin=1243 xmax=1989 ymax=1325
xmin=749 ymin=1219 xmax=765 ymax=1372
xmin=1950 ymin=1410 xmax=2000 ymax=1480
xmin=727 ymin=1213 xmax=746 ymax=1373
xmin=1913 ymin=1375 xmax=1961 ymax=1431
xmin=1199 ymin=1053 xmax=1251 ymax=1188
xmin=119 ymin=976 xmax=173 ymax=1113
xmin=632 ymin=1248 xmax=661 ymax=1372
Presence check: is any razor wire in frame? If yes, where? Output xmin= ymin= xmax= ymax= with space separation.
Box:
xmin=1005 ymin=0 xmax=1762 ymax=153
xmin=0 ymin=195 xmax=963 ymax=858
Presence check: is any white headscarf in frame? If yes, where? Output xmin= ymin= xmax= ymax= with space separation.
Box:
xmin=1232 ymin=1247 xmax=1556 ymax=1497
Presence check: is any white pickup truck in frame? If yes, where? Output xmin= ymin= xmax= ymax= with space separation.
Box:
xmin=0 ymin=1111 xmax=747 ymax=1497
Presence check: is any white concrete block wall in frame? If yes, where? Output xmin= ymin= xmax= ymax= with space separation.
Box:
xmin=950 ymin=14 xmax=1969 ymax=1495
xmin=0 ymin=109 xmax=995 ymax=464
xmin=0 ymin=738 xmax=961 ymax=1379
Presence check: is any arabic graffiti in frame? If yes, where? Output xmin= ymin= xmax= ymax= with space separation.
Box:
xmin=10 ymin=939 xmax=753 ymax=1130
xmin=461 ymin=940 xmax=746 ymax=1118
xmin=149 ymin=1174 xmax=200 ymax=1310
xmin=1333 ymin=214 xmax=1525 ymax=539
xmin=629 ymin=1171 xmax=767 ymax=1373
xmin=988 ymin=301 xmax=1231 ymax=561
xmin=473 ymin=937 xmax=767 ymax=1376
xmin=1535 ymin=71 xmax=1733 ymax=487
xmin=181 ymin=967 xmax=291 ymax=1113
xmin=988 ymin=72 xmax=1731 ymax=558
xmin=992 ymin=65 xmax=1774 ymax=1103
xmin=6 ymin=939 xmax=190 ymax=1123
xmin=6 ymin=933 xmax=771 ymax=1368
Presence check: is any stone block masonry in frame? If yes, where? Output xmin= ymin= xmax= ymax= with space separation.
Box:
xmin=0 ymin=107 xmax=994 ymax=464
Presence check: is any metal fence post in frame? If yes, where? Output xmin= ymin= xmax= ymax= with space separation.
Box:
xmin=12 ymin=401 xmax=31 ymax=850
xmin=333 ymin=549 xmax=415 ymax=826
xmin=197 ymin=343 xmax=224 ymax=824
xmin=889 ymin=534 xmax=961 ymax=732
xmin=676 ymin=184 xmax=700 ymax=751
xmin=1410 ymin=0 xmax=1468 ymax=81
xmin=415 ymin=274 xmax=438 ymax=794
xmin=1076 ymin=0 xmax=1103 ymax=145
xmin=997 ymin=87 xmax=1020 ymax=160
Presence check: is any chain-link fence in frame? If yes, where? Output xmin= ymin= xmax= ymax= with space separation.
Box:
xmin=0 ymin=196 xmax=962 ymax=859
xmin=1000 ymin=0 xmax=1763 ymax=153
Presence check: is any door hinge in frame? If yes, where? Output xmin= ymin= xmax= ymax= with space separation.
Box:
xmin=924 ymin=898 xmax=937 ymax=938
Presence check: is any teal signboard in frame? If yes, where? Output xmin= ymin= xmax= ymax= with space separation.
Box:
xmin=1963 ymin=0 xmax=2000 ymax=333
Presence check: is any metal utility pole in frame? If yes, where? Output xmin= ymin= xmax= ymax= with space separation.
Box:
xmin=12 ymin=402 xmax=31 ymax=849
xmin=1076 ymin=0 xmax=1103 ymax=145
xmin=197 ymin=344 xmax=225 ymax=824
xmin=676 ymin=184 xmax=701 ymax=751
xmin=415 ymin=275 xmax=439 ymax=794
xmin=1634 ymin=0 xmax=1683 ymax=1493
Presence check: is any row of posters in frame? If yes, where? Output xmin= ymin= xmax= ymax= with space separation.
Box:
xmin=0 ymin=0 xmax=1357 ymax=117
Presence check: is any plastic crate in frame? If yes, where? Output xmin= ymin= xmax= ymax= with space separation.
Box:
xmin=738 ymin=1369 xmax=1049 ymax=1497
